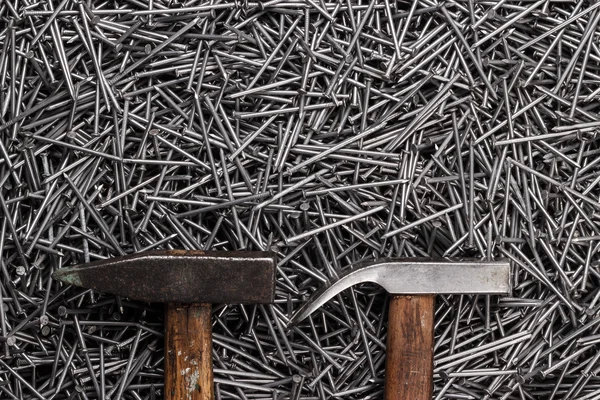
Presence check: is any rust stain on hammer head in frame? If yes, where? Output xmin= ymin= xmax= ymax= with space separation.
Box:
xmin=52 ymin=250 xmax=277 ymax=304
xmin=164 ymin=249 xmax=206 ymax=256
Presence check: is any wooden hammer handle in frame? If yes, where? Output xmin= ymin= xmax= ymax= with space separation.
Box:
xmin=165 ymin=303 xmax=214 ymax=400
xmin=385 ymin=295 xmax=435 ymax=400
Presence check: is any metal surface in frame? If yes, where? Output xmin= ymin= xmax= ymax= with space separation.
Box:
xmin=290 ymin=258 xmax=511 ymax=324
xmin=52 ymin=250 xmax=277 ymax=303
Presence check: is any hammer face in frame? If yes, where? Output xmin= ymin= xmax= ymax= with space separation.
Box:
xmin=52 ymin=250 xmax=277 ymax=304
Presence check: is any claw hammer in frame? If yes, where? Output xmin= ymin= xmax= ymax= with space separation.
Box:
xmin=289 ymin=258 xmax=511 ymax=399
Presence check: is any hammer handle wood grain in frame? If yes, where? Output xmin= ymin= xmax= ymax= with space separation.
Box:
xmin=385 ymin=295 xmax=435 ymax=400
xmin=165 ymin=303 xmax=214 ymax=400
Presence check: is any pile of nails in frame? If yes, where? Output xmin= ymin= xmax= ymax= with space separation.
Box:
xmin=1 ymin=0 xmax=600 ymax=398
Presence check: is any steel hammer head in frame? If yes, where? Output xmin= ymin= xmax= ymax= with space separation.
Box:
xmin=290 ymin=258 xmax=510 ymax=324
xmin=52 ymin=250 xmax=277 ymax=304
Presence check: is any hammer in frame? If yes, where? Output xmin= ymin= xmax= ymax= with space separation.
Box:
xmin=289 ymin=258 xmax=511 ymax=400
xmin=53 ymin=250 xmax=276 ymax=400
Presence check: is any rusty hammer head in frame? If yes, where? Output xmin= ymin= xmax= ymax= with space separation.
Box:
xmin=290 ymin=258 xmax=511 ymax=324
xmin=52 ymin=250 xmax=277 ymax=304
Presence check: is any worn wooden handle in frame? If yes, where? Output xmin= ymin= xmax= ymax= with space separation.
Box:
xmin=165 ymin=303 xmax=214 ymax=400
xmin=385 ymin=295 xmax=435 ymax=400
